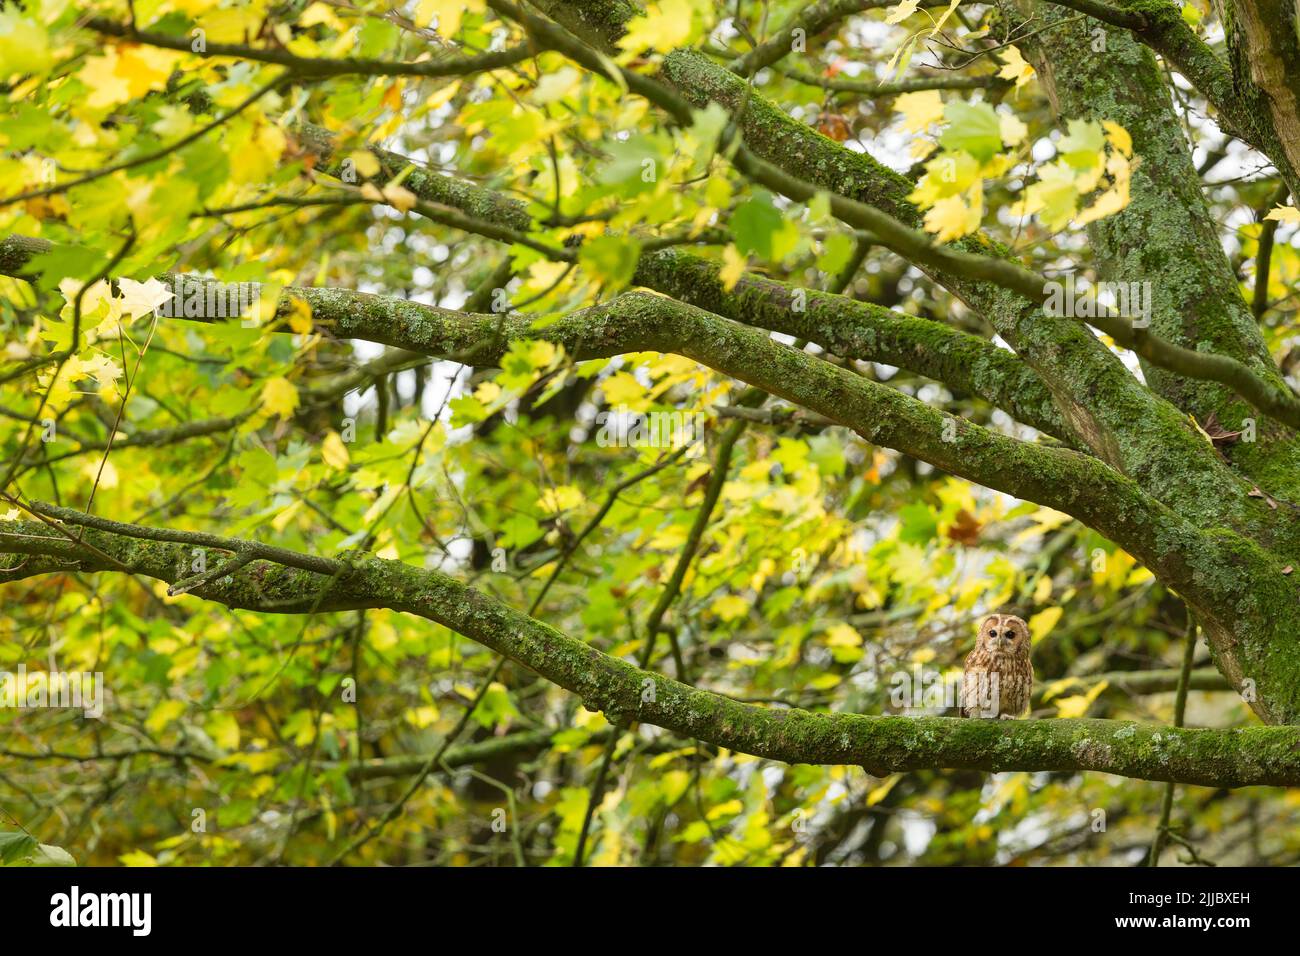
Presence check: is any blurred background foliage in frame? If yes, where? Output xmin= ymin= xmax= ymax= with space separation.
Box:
xmin=0 ymin=0 xmax=1297 ymax=865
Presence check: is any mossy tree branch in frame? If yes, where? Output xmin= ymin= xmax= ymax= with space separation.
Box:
xmin=506 ymin=1 xmax=1300 ymax=567
xmin=1038 ymin=0 xmax=1300 ymax=195
xmin=5 ymin=231 xmax=1299 ymax=720
xmin=631 ymin=250 xmax=1076 ymax=443
xmin=506 ymin=6 xmax=1267 ymax=528
xmin=1012 ymin=3 xmax=1300 ymax=505
xmin=0 ymin=516 xmax=1292 ymax=789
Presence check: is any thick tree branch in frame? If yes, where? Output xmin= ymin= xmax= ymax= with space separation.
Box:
xmin=285 ymin=128 xmax=1071 ymax=433
xmin=634 ymin=249 xmax=1076 ymax=442
xmin=676 ymin=58 xmax=1300 ymax=440
xmin=1 ymin=272 xmax=1258 ymax=707
xmin=0 ymin=221 xmax=1067 ymax=445
xmin=0 ymin=234 xmax=1248 ymax=582
xmin=298 ymin=36 xmax=1300 ymax=455
xmin=6 ymin=247 xmax=1291 ymax=720
xmin=293 ymin=124 xmax=535 ymax=232
xmin=1013 ymin=4 xmax=1300 ymax=526
xmin=507 ymin=3 xmax=1298 ymax=559
xmin=0 ymin=516 xmax=1293 ymax=788
xmin=1039 ymin=0 xmax=1300 ymax=195
xmin=513 ymin=24 xmax=1242 ymax=510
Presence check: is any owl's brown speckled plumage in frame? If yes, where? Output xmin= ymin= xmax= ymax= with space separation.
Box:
xmin=961 ymin=614 xmax=1033 ymax=718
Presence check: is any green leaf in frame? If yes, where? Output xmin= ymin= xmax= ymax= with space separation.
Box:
xmin=579 ymin=235 xmax=641 ymax=289
xmin=817 ymin=232 xmax=856 ymax=276
xmin=939 ymin=101 xmax=1003 ymax=163
xmin=1057 ymin=118 xmax=1105 ymax=169
xmin=498 ymin=512 xmax=543 ymax=549
xmin=733 ymin=191 xmax=799 ymax=261
xmin=598 ymin=135 xmax=669 ymax=195
xmin=0 ymin=831 xmax=36 ymax=865
xmin=808 ymin=432 xmax=847 ymax=476
xmin=31 ymin=843 xmax=76 ymax=866
xmin=898 ymin=502 xmax=938 ymax=544
xmin=732 ymin=192 xmax=785 ymax=259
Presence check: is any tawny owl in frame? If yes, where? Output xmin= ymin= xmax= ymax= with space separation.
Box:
xmin=960 ymin=614 xmax=1033 ymax=718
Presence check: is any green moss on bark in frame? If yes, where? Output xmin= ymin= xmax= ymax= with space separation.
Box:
xmin=6 ymin=517 xmax=1299 ymax=785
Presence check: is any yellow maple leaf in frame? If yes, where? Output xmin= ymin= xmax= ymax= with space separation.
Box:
xmin=600 ymin=370 xmax=647 ymax=407
xmin=1102 ymin=120 xmax=1132 ymax=158
xmin=927 ymin=0 xmax=962 ymax=35
xmin=382 ymin=184 xmax=418 ymax=212
xmin=79 ymin=50 xmax=133 ymax=110
xmin=299 ymin=1 xmax=345 ymax=30
xmin=996 ymin=45 xmax=1035 ymax=89
xmin=284 ymin=297 xmax=313 ymax=335
xmin=866 ymin=775 xmax=900 ymax=804
xmin=823 ymin=623 xmax=863 ymax=647
xmin=885 ymin=0 xmax=920 ymax=24
xmin=709 ymin=594 xmax=750 ymax=622
xmin=619 ymin=0 xmax=695 ymax=55
xmin=895 ymin=89 xmax=944 ymax=133
xmin=1054 ymin=680 xmax=1108 ymax=718
xmin=1076 ymin=183 xmax=1128 ymax=225
xmin=59 ymin=277 xmax=119 ymax=324
xmin=1077 ymin=152 xmax=1132 ymax=225
xmin=999 ymin=113 xmax=1028 ymax=147
xmin=1028 ymin=606 xmax=1064 ymax=643
xmin=909 ymin=151 xmax=980 ymax=207
xmin=231 ymin=119 xmax=286 ymax=185
xmin=417 ymin=0 xmax=484 ymax=36
xmin=117 ymin=277 xmax=174 ymax=320
xmin=271 ymin=499 xmax=302 ymax=532
xmin=261 ymin=376 xmax=299 ymax=419
xmin=322 ymin=431 xmax=350 ymax=469
xmin=116 ymin=46 xmax=183 ymax=99
xmin=196 ymin=7 xmax=266 ymax=44
xmin=348 ymin=150 xmax=381 ymax=179
xmin=81 ymin=456 xmax=119 ymax=489
xmin=909 ymin=137 xmax=938 ymax=160
xmin=1265 ymin=204 xmax=1300 ymax=225
xmin=537 ymin=484 xmax=584 ymax=514
xmin=118 ymin=850 xmax=159 ymax=867
xmin=36 ymin=353 xmax=79 ymax=408
xmin=79 ymin=352 xmax=123 ymax=387
xmin=719 ymin=244 xmax=746 ymax=291
xmin=206 ymin=712 xmax=240 ymax=751
xmin=922 ymin=190 xmax=981 ymax=242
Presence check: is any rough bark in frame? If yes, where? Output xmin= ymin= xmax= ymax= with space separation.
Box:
xmin=3 ymin=516 xmax=1297 ymax=788
xmin=1015 ymin=4 xmax=1300 ymax=508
